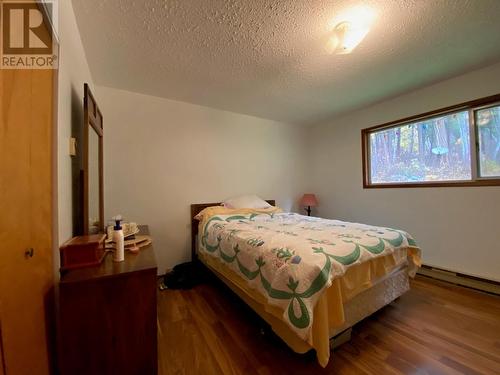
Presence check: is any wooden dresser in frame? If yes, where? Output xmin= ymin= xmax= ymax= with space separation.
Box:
xmin=58 ymin=226 xmax=158 ymax=375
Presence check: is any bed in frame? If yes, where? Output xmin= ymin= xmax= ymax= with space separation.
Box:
xmin=190 ymin=201 xmax=421 ymax=367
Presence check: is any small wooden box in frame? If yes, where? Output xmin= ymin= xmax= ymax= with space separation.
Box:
xmin=60 ymin=234 xmax=107 ymax=271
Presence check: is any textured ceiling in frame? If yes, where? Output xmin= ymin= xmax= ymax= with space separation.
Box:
xmin=72 ymin=0 xmax=500 ymax=124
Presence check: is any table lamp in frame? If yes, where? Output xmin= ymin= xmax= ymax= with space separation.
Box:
xmin=300 ymin=194 xmax=318 ymax=216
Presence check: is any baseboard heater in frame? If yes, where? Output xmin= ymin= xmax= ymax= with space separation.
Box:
xmin=418 ymin=265 xmax=500 ymax=296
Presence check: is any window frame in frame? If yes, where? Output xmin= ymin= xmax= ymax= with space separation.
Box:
xmin=362 ymin=93 xmax=500 ymax=188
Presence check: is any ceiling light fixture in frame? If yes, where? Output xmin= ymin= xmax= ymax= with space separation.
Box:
xmin=327 ymin=6 xmax=376 ymax=54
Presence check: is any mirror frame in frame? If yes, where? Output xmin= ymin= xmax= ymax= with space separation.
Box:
xmin=83 ymin=83 xmax=104 ymax=234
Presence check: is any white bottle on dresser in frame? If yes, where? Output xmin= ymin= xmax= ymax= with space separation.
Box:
xmin=113 ymin=216 xmax=125 ymax=262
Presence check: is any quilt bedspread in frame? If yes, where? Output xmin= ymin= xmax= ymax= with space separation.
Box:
xmin=198 ymin=208 xmax=421 ymax=340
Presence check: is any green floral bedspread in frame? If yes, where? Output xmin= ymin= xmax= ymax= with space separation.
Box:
xmin=199 ymin=212 xmax=420 ymax=339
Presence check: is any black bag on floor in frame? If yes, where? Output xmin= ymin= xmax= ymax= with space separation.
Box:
xmin=162 ymin=262 xmax=203 ymax=289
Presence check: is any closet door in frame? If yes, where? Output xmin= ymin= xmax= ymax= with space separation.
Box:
xmin=0 ymin=65 xmax=55 ymax=375
xmin=0 ymin=6 xmax=56 ymax=374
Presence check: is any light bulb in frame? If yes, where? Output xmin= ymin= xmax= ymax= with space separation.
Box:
xmin=328 ymin=6 xmax=376 ymax=54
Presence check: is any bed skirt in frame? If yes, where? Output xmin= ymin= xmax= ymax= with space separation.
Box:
xmin=199 ymin=250 xmax=410 ymax=367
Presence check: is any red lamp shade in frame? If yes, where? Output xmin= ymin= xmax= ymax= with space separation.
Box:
xmin=300 ymin=194 xmax=318 ymax=207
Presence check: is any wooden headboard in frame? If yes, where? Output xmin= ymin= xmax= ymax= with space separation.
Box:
xmin=190 ymin=200 xmax=276 ymax=261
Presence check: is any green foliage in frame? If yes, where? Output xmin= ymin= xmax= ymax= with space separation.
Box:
xmin=274 ymin=247 xmax=295 ymax=262
xmin=370 ymin=107 xmax=500 ymax=182
xmin=480 ymin=157 xmax=500 ymax=176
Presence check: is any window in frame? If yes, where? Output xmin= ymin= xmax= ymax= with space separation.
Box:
xmin=362 ymin=94 xmax=500 ymax=187
xmin=476 ymin=105 xmax=500 ymax=178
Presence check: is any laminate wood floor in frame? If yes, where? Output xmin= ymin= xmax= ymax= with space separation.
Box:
xmin=158 ymin=275 xmax=500 ymax=375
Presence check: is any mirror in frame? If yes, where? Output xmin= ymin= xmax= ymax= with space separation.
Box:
xmin=88 ymin=128 xmax=100 ymax=233
xmin=83 ymin=83 xmax=104 ymax=234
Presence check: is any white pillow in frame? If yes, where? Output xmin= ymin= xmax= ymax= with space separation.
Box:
xmin=223 ymin=195 xmax=272 ymax=209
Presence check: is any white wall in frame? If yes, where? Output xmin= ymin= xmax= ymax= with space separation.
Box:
xmin=309 ymin=62 xmax=500 ymax=282
xmin=57 ymin=0 xmax=94 ymax=258
xmin=97 ymin=86 xmax=307 ymax=272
